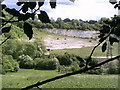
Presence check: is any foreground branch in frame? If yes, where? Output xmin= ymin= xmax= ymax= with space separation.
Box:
xmin=89 ymin=27 xmax=115 ymax=58
xmin=21 ymin=55 xmax=120 ymax=90
xmin=0 ymin=36 xmax=11 ymax=46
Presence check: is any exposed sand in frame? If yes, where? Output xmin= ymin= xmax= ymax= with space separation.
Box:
xmin=43 ymin=35 xmax=96 ymax=49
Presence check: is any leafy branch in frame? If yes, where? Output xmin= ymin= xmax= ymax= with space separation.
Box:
xmin=89 ymin=27 xmax=114 ymax=58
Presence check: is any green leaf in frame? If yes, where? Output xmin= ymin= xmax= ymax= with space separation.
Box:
xmin=99 ymin=37 xmax=106 ymax=43
xmin=38 ymin=1 xmax=45 ymax=7
xmin=1 ymin=12 xmax=5 ymax=17
xmin=103 ymin=19 xmax=112 ymax=25
xmin=50 ymin=0 xmax=56 ymax=8
xmin=16 ymin=2 xmax=24 ymax=6
xmin=2 ymin=26 xmax=11 ymax=33
xmin=5 ymin=8 xmax=20 ymax=16
xmin=22 ymin=5 xmax=28 ymax=13
xmin=102 ymin=25 xmax=110 ymax=33
xmin=98 ymin=33 xmax=105 ymax=38
xmin=114 ymin=25 xmax=120 ymax=37
xmin=18 ymin=13 xmax=30 ymax=21
xmin=28 ymin=2 xmax=36 ymax=9
xmin=102 ymin=42 xmax=107 ymax=52
xmin=0 ymin=18 xmax=5 ymax=23
xmin=109 ymin=37 xmax=119 ymax=45
xmin=23 ymin=22 xmax=33 ymax=40
xmin=38 ymin=11 xmax=50 ymax=23
xmin=2 ymin=4 xmax=6 ymax=10
xmin=30 ymin=13 xmax=35 ymax=20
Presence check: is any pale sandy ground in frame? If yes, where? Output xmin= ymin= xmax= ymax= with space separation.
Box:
xmin=43 ymin=35 xmax=96 ymax=49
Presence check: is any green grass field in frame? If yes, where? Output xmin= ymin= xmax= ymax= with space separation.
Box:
xmin=50 ymin=43 xmax=118 ymax=58
xmin=2 ymin=69 xmax=119 ymax=88
xmin=1 ymin=30 xmax=119 ymax=89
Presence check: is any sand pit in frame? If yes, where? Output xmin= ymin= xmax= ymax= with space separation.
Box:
xmin=43 ymin=35 xmax=96 ymax=49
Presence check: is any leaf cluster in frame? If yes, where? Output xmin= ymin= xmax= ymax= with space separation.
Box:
xmin=98 ymin=15 xmax=120 ymax=52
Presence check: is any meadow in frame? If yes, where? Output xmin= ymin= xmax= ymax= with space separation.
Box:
xmin=50 ymin=43 xmax=118 ymax=58
xmin=1 ymin=29 xmax=119 ymax=89
xmin=2 ymin=69 xmax=119 ymax=89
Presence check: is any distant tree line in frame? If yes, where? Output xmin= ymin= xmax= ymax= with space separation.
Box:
xmin=3 ymin=10 xmax=106 ymax=31
xmin=15 ymin=17 xmax=108 ymax=30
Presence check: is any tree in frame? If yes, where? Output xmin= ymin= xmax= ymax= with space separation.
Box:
xmin=0 ymin=0 xmax=120 ymax=89
xmin=63 ymin=18 xmax=71 ymax=22
xmin=56 ymin=17 xmax=64 ymax=28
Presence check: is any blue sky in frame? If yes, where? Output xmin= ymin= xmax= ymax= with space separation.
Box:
xmin=3 ymin=0 xmax=118 ymax=20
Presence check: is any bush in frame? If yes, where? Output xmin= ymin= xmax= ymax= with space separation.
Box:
xmin=4 ymin=25 xmax=23 ymax=39
xmin=86 ymin=68 xmax=103 ymax=75
xmin=34 ymin=57 xmax=59 ymax=70
xmin=88 ymin=58 xmax=98 ymax=66
xmin=57 ymin=53 xmax=73 ymax=66
xmin=2 ymin=39 xmax=46 ymax=59
xmin=2 ymin=39 xmax=24 ymax=59
xmin=2 ymin=55 xmax=19 ymax=74
xmin=18 ymin=55 xmax=34 ymax=69
xmin=107 ymin=62 xmax=118 ymax=74
xmin=57 ymin=62 xmax=80 ymax=73
xmin=69 ymin=62 xmax=80 ymax=72
xmin=57 ymin=65 xmax=68 ymax=73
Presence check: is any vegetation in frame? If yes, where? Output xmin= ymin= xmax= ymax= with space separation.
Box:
xmin=2 ymin=55 xmax=19 ymax=74
xmin=2 ymin=69 xmax=118 ymax=88
xmin=34 ymin=57 xmax=59 ymax=70
xmin=1 ymin=0 xmax=120 ymax=89
xmin=50 ymin=43 xmax=118 ymax=57
xmin=28 ymin=17 xmax=102 ymax=30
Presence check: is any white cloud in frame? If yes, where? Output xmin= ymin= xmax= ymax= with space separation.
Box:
xmin=48 ymin=0 xmax=118 ymax=20
xmin=3 ymin=0 xmax=118 ymax=20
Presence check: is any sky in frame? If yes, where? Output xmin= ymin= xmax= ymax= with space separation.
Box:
xmin=2 ymin=0 xmax=119 ymax=21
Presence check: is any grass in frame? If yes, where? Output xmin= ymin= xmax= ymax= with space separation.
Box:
xmin=2 ymin=69 xmax=119 ymax=88
xmin=50 ymin=43 xmax=119 ymax=58
xmin=1 ymin=29 xmax=119 ymax=89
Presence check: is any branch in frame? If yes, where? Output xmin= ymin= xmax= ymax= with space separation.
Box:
xmin=0 ymin=36 xmax=11 ymax=46
xmin=2 ymin=8 xmax=22 ymax=27
xmin=21 ymin=55 xmax=120 ymax=90
xmin=89 ymin=28 xmax=114 ymax=58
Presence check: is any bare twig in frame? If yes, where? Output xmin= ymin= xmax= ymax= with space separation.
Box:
xmin=21 ymin=55 xmax=120 ymax=90
xmin=0 ymin=36 xmax=11 ymax=46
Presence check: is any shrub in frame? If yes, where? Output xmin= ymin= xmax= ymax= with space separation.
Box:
xmin=69 ymin=62 xmax=80 ymax=72
xmin=18 ymin=55 xmax=34 ymax=69
xmin=107 ymin=62 xmax=118 ymax=74
xmin=2 ymin=55 xmax=19 ymax=74
xmin=34 ymin=57 xmax=59 ymax=70
xmin=88 ymin=58 xmax=98 ymax=67
xmin=3 ymin=25 xmax=24 ymax=39
xmin=86 ymin=68 xmax=103 ymax=75
xmin=57 ymin=62 xmax=80 ymax=73
xmin=2 ymin=39 xmax=46 ymax=59
xmin=57 ymin=65 xmax=68 ymax=73
xmin=23 ymin=43 xmax=37 ymax=58
xmin=2 ymin=39 xmax=24 ymax=59
xmin=57 ymin=53 xmax=73 ymax=66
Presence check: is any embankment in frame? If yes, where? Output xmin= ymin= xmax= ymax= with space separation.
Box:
xmin=42 ymin=29 xmax=99 ymax=39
